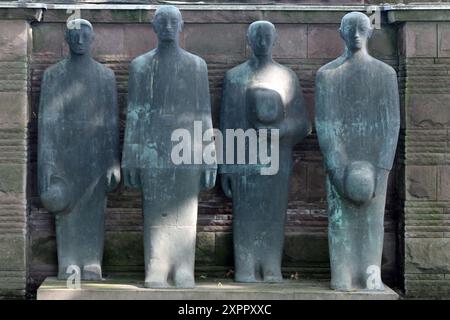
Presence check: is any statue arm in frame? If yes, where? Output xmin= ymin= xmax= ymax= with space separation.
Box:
xmin=377 ymin=73 xmax=401 ymax=172
xmin=315 ymin=71 xmax=348 ymax=195
xmin=219 ymin=72 xmax=233 ymax=198
xmin=198 ymin=60 xmax=217 ymax=190
xmin=121 ymin=62 xmax=142 ymax=188
xmin=106 ymin=72 xmax=121 ymax=191
xmin=37 ymin=71 xmax=57 ymax=195
xmin=282 ymin=73 xmax=311 ymax=145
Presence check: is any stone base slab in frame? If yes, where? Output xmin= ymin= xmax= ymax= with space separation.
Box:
xmin=37 ymin=277 xmax=399 ymax=300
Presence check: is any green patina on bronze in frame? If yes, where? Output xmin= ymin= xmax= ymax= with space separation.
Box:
xmin=37 ymin=19 xmax=121 ymax=281
xmin=315 ymin=12 xmax=400 ymax=291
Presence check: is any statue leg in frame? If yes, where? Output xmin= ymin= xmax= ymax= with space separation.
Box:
xmin=233 ymin=175 xmax=259 ymax=282
xmin=171 ymin=169 xmax=199 ymax=288
xmin=233 ymin=171 xmax=288 ymax=283
xmin=55 ymin=213 xmax=79 ymax=280
xmin=141 ymin=169 xmax=200 ymax=288
xmin=357 ymin=170 xmax=389 ymax=290
xmin=327 ymin=175 xmax=356 ymax=291
xmin=141 ymin=170 xmax=171 ymax=288
xmin=79 ymin=181 xmax=107 ymax=281
xmin=259 ymin=170 xmax=290 ymax=283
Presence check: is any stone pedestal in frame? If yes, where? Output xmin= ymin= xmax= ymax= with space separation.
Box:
xmin=37 ymin=277 xmax=399 ymax=300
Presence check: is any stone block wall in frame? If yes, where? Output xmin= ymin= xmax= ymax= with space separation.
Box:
xmin=392 ymin=16 xmax=450 ymax=297
xmin=0 ymin=20 xmax=29 ymax=298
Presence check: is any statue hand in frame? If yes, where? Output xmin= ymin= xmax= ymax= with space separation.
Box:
xmin=123 ymin=168 xmax=141 ymax=189
xmin=40 ymin=175 xmax=71 ymax=214
xmin=220 ymin=173 xmax=233 ymax=198
xmin=106 ymin=166 xmax=121 ymax=192
xmin=202 ymin=168 xmax=217 ymax=191
xmin=342 ymin=161 xmax=377 ymax=205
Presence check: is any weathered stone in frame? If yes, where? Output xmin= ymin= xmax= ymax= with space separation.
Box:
xmin=37 ymin=277 xmax=399 ymax=300
xmin=91 ymin=24 xmax=125 ymax=58
xmin=103 ymin=232 xmax=143 ymax=268
xmin=369 ymin=27 xmax=397 ymax=59
xmin=0 ymin=235 xmax=26 ymax=270
xmin=307 ymin=24 xmax=343 ymax=58
xmin=214 ymin=232 xmax=233 ymax=266
xmin=0 ymin=92 xmax=28 ymax=128
xmin=32 ymin=23 xmax=65 ymax=58
xmin=0 ymin=164 xmax=26 ymax=194
xmin=0 ymin=18 xmax=29 ymax=299
xmin=185 ymin=23 xmax=246 ymax=57
xmin=196 ymin=232 xmax=215 ymax=265
xmin=283 ymin=233 xmax=329 ymax=265
xmin=0 ymin=20 xmax=28 ymax=61
xmin=402 ymin=22 xmax=437 ymax=58
xmin=407 ymin=94 xmax=450 ymax=128
xmin=438 ymin=22 xmax=450 ymax=58
xmin=437 ymin=165 xmax=450 ymax=201
xmin=123 ymin=24 xmax=157 ymax=58
xmin=306 ymin=162 xmax=327 ymax=201
xmin=406 ymin=238 xmax=450 ymax=274
xmin=406 ymin=166 xmax=437 ymax=200
xmin=289 ymin=160 xmax=308 ymax=201
xmin=30 ymin=234 xmax=57 ymax=266
xmin=272 ymin=24 xmax=307 ymax=59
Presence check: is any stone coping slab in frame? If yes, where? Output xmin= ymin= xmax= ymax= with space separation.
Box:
xmin=37 ymin=277 xmax=399 ymax=300
xmin=1 ymin=3 xmax=450 ymax=23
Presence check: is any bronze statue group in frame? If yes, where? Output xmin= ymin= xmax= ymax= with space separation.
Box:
xmin=38 ymin=6 xmax=400 ymax=292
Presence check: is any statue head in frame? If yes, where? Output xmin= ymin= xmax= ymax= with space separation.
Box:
xmin=339 ymin=12 xmax=373 ymax=52
xmin=247 ymin=21 xmax=277 ymax=57
xmin=152 ymin=5 xmax=183 ymax=43
xmin=65 ymin=19 xmax=94 ymax=56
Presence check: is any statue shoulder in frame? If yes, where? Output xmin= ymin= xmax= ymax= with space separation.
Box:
xmin=275 ymin=62 xmax=299 ymax=82
xmin=42 ymin=59 xmax=68 ymax=83
xmin=93 ymin=60 xmax=116 ymax=81
xmin=370 ymin=57 xmax=397 ymax=78
xmin=316 ymin=56 xmax=345 ymax=82
xmin=130 ymin=50 xmax=157 ymax=73
xmin=180 ymin=50 xmax=208 ymax=71
xmin=224 ymin=61 xmax=250 ymax=84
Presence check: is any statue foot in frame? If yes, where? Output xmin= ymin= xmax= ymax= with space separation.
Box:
xmin=331 ymin=282 xmax=355 ymax=292
xmin=82 ymin=264 xmax=102 ymax=281
xmin=235 ymin=272 xmax=258 ymax=283
xmin=263 ymin=271 xmax=283 ymax=283
xmin=58 ymin=264 xmax=80 ymax=280
xmin=174 ymin=267 xmax=195 ymax=288
xmin=144 ymin=280 xmax=170 ymax=289
xmin=57 ymin=270 xmax=71 ymax=280
xmin=144 ymin=271 xmax=169 ymax=288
